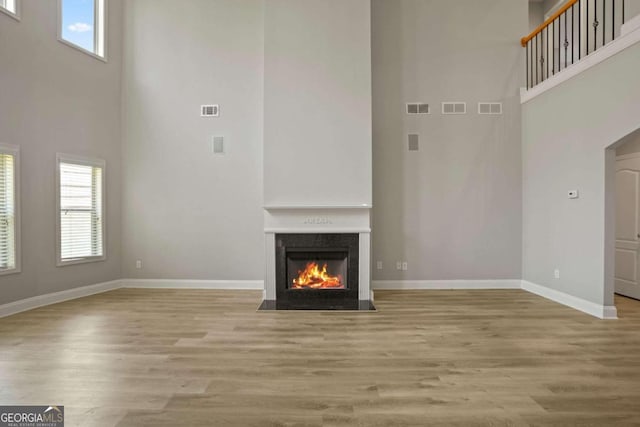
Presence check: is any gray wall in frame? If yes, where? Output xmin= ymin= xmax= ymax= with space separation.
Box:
xmin=0 ymin=1 xmax=123 ymax=305
xmin=263 ymin=0 xmax=372 ymax=206
xmin=627 ymin=0 xmax=640 ymax=20
xmin=616 ymin=129 xmax=640 ymax=156
xmin=530 ymin=2 xmax=544 ymax=32
xmin=522 ymin=42 xmax=640 ymax=306
xmin=371 ymin=0 xmax=526 ymax=281
xmin=121 ymin=0 xmax=265 ymax=280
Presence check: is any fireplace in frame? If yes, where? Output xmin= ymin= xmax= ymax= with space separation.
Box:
xmin=261 ymin=206 xmax=374 ymax=311
xmin=274 ymin=233 xmax=360 ymax=310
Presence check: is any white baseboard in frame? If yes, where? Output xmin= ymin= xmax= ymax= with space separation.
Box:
xmin=121 ymin=279 xmax=264 ymax=290
xmin=521 ymin=280 xmax=618 ymax=320
xmin=372 ymin=279 xmax=522 ymax=290
xmin=0 ymin=279 xmax=122 ymax=319
xmin=0 ymin=278 xmax=618 ymax=320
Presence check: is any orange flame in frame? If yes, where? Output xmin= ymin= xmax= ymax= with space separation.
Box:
xmin=292 ymin=262 xmax=344 ymax=289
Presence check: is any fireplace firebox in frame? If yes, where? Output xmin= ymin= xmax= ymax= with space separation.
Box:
xmin=274 ymin=233 xmax=359 ymax=310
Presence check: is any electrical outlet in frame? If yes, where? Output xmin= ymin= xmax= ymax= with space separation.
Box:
xmin=396 ymin=261 xmax=402 ymax=270
xmin=402 ymin=262 xmax=408 ymax=271
xmin=136 ymin=260 xmax=142 ymax=269
xmin=376 ymin=261 xmax=383 ymax=270
xmin=554 ymin=268 xmax=560 ymax=279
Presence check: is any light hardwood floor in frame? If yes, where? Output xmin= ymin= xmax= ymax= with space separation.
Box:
xmin=1 ymin=289 xmax=639 ymax=426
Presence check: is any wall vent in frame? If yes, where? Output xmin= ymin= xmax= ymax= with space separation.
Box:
xmin=478 ymin=102 xmax=503 ymax=115
xmin=406 ymin=103 xmax=430 ymax=115
xmin=212 ymin=136 xmax=225 ymax=154
xmin=442 ymin=102 xmax=466 ymax=115
xmin=201 ymin=104 xmax=220 ymax=117
xmin=408 ymin=134 xmax=419 ymax=151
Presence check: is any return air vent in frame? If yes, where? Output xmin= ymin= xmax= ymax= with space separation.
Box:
xmin=212 ymin=136 xmax=225 ymax=154
xmin=478 ymin=102 xmax=503 ymax=115
xmin=408 ymin=134 xmax=419 ymax=151
xmin=406 ymin=103 xmax=430 ymax=115
xmin=442 ymin=102 xmax=466 ymax=115
xmin=201 ymin=104 xmax=220 ymax=117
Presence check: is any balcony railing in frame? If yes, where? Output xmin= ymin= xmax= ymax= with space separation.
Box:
xmin=522 ymin=0 xmax=627 ymax=89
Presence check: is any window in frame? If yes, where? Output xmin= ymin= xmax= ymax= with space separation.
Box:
xmin=0 ymin=0 xmax=20 ymax=20
xmin=58 ymin=0 xmax=106 ymax=60
xmin=56 ymin=155 xmax=105 ymax=266
xmin=0 ymin=144 xmax=20 ymax=275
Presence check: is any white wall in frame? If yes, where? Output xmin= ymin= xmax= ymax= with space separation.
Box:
xmin=263 ymin=0 xmax=372 ymax=206
xmin=121 ymin=0 xmax=265 ymax=280
xmin=0 ymin=1 xmax=123 ymax=305
xmin=371 ymin=0 xmax=527 ymax=281
xmin=522 ymin=41 xmax=640 ymax=306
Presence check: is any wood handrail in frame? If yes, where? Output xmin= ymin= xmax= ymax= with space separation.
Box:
xmin=521 ymin=0 xmax=580 ymax=47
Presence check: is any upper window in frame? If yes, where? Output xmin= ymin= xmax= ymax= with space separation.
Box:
xmin=56 ymin=155 xmax=105 ymax=266
xmin=0 ymin=144 xmax=20 ymax=276
xmin=58 ymin=0 xmax=106 ymax=60
xmin=0 ymin=0 xmax=20 ymax=20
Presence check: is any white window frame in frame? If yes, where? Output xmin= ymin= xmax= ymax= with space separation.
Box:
xmin=0 ymin=144 xmax=21 ymax=276
xmin=55 ymin=153 xmax=106 ymax=267
xmin=0 ymin=0 xmax=20 ymax=21
xmin=57 ymin=0 xmax=107 ymax=62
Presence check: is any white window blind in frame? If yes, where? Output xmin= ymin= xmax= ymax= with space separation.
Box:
xmin=0 ymin=0 xmax=17 ymax=15
xmin=0 ymin=152 xmax=16 ymax=271
xmin=58 ymin=160 xmax=104 ymax=263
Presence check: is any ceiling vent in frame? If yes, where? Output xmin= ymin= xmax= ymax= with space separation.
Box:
xmin=442 ymin=102 xmax=466 ymax=115
xmin=478 ymin=102 xmax=503 ymax=115
xmin=201 ymin=105 xmax=220 ymax=117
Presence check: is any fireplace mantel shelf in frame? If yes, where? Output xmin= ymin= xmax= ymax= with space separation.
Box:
xmin=264 ymin=204 xmax=372 ymax=210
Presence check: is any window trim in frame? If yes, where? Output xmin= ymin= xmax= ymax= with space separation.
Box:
xmin=55 ymin=153 xmax=107 ymax=267
xmin=56 ymin=0 xmax=108 ymax=62
xmin=0 ymin=144 xmax=21 ymax=277
xmin=0 ymin=0 xmax=21 ymax=21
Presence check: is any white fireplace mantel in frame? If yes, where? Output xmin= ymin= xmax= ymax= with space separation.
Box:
xmin=263 ymin=205 xmax=372 ymax=303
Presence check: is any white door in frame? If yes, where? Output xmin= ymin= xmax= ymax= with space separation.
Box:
xmin=615 ymin=156 xmax=640 ymax=300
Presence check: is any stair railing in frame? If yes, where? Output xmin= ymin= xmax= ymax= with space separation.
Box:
xmin=522 ymin=0 xmax=627 ymax=89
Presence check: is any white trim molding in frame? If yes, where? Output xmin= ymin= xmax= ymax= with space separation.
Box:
xmin=372 ymin=280 xmax=522 ymax=290
xmin=616 ymin=152 xmax=640 ymax=161
xmin=521 ymin=23 xmax=640 ymax=104
xmin=0 ymin=278 xmax=618 ymax=320
xmin=0 ymin=279 xmax=121 ymax=319
xmin=521 ymin=280 xmax=618 ymax=320
xmin=0 ymin=0 xmax=20 ymax=21
xmin=121 ymin=279 xmax=264 ymax=290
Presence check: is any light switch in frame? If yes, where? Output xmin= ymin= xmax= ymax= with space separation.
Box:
xmin=568 ymin=190 xmax=579 ymax=199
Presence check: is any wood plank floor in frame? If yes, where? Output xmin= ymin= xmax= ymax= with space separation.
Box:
xmin=1 ymin=289 xmax=639 ymax=426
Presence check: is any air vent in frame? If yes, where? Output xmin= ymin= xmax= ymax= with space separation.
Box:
xmin=408 ymin=134 xmax=419 ymax=151
xmin=201 ymin=104 xmax=220 ymax=117
xmin=406 ymin=103 xmax=430 ymax=115
xmin=478 ymin=102 xmax=503 ymax=115
xmin=212 ymin=136 xmax=225 ymax=154
xmin=442 ymin=102 xmax=466 ymax=115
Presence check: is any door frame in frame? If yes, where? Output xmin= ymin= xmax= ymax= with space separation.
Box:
xmin=614 ymin=152 xmax=640 ymax=299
